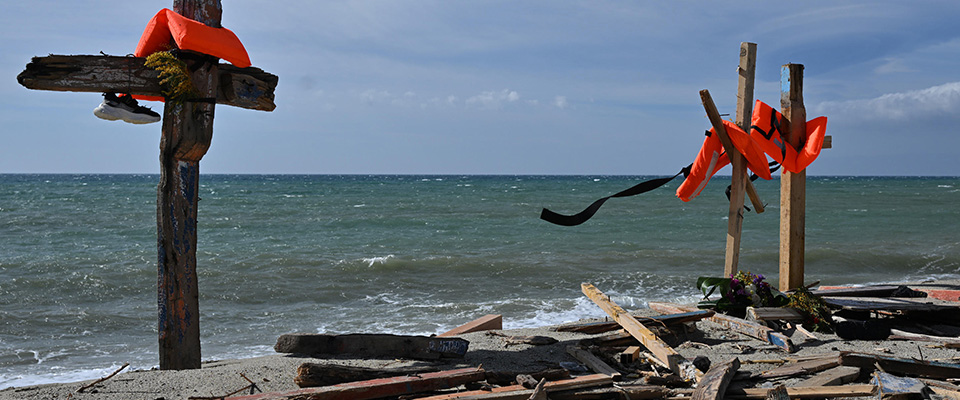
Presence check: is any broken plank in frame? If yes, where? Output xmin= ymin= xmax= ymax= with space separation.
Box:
xmin=549 ymin=384 xmax=674 ymax=400
xmin=823 ymin=297 xmax=960 ymax=312
xmin=648 ymin=302 xmax=795 ymax=353
xmin=274 ymin=333 xmax=468 ymax=360
xmin=439 ymin=314 xmax=503 ymax=337
xmin=556 ymin=310 xmax=715 ymax=334
xmin=797 ymin=366 xmax=860 ymax=387
xmin=760 ymin=354 xmax=841 ymax=379
xmin=582 ymin=284 xmax=699 ymax=381
xmin=483 ymin=368 xmax=570 ymax=387
xmin=726 ymin=384 xmax=877 ymax=399
xmin=873 ymin=371 xmax=928 ymax=400
xmin=840 ymin=351 xmax=960 ymax=380
xmin=692 ymin=357 xmax=739 ymax=400
xmin=294 ymin=363 xmax=440 ymax=388
xmin=746 ymin=307 xmax=805 ymax=322
xmin=566 ymin=346 xmax=622 ymax=380
xmin=415 ymin=374 xmax=613 ymax=400
xmin=227 ymin=367 xmax=485 ymax=400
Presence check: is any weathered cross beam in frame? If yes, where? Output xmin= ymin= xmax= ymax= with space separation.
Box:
xmin=17 ymin=0 xmax=277 ymax=370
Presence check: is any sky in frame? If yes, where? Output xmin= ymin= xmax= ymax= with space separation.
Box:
xmin=2 ymin=1 xmax=959 ymax=175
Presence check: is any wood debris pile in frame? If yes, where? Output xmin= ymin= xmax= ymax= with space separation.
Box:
xmin=226 ymin=283 xmax=960 ymax=400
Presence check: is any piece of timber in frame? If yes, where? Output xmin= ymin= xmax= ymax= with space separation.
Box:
xmin=746 ymin=307 xmax=805 ymax=322
xmin=839 ymin=351 xmax=960 ymax=380
xmin=582 ymin=284 xmax=699 ymax=381
xmin=414 ymin=374 xmax=613 ymax=400
xmin=797 ymin=366 xmax=860 ymax=387
xmin=889 ymin=329 xmax=960 ymax=345
xmin=556 ymin=310 xmax=715 ymax=334
xmin=294 ymin=363 xmax=441 ymax=388
xmin=765 ymin=385 xmax=789 ymax=400
xmin=274 ymin=333 xmax=469 ymax=360
xmin=439 ymin=314 xmax=503 ymax=337
xmin=872 ymin=371 xmax=928 ymax=400
xmin=227 ymin=367 xmax=485 ymax=400
xmin=620 ymin=346 xmax=642 ymax=364
xmin=648 ymin=302 xmax=796 ymax=353
xmin=17 ymin=54 xmax=277 ymax=111
xmin=759 ymin=355 xmax=841 ymax=379
xmin=700 ymin=89 xmax=765 ymax=216
xmin=692 ymin=357 xmax=740 ymax=400
xmin=549 ymin=385 xmax=674 ymax=400
xmin=566 ymin=346 xmax=622 ymax=380
xmin=483 ymin=368 xmax=570 ymax=386
xmin=725 ymin=384 xmax=877 ymax=399
xmin=810 ymin=285 xmax=904 ymax=297
xmin=823 ymin=297 xmax=960 ymax=313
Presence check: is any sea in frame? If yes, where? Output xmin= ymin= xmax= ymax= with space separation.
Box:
xmin=1 ymin=174 xmax=958 ymax=389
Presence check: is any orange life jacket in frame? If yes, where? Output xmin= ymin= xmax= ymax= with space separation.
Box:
xmin=133 ymin=8 xmax=251 ymax=102
xmin=675 ymin=119 xmax=772 ymax=202
xmin=750 ymin=100 xmax=827 ymax=173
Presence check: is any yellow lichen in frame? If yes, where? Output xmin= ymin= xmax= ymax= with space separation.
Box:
xmin=144 ymin=51 xmax=198 ymax=103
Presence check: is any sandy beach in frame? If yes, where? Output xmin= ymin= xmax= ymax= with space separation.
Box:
xmin=3 ymin=280 xmax=959 ymax=400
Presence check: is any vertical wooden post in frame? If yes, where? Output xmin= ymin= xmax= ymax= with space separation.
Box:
xmin=724 ymin=42 xmax=758 ymax=277
xmin=157 ymin=0 xmax=222 ymax=370
xmin=779 ymin=64 xmax=806 ymax=291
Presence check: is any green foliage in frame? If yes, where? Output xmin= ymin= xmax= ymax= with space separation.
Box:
xmin=788 ymin=286 xmax=833 ymax=332
xmin=696 ymin=271 xmax=788 ymax=316
xmin=144 ymin=51 xmax=198 ymax=104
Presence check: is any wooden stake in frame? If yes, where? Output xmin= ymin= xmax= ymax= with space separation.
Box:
xmin=779 ymin=64 xmax=806 ymax=291
xmin=725 ymin=42 xmax=760 ymax=277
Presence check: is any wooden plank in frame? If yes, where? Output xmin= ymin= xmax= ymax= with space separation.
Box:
xmin=797 ymin=366 xmax=860 ymax=387
xmin=648 ymin=302 xmax=795 ymax=352
xmin=726 ymin=384 xmax=877 ymax=399
xmin=549 ymin=385 xmax=673 ymax=400
xmin=872 ymin=371 xmax=927 ymax=400
xmin=823 ymin=297 xmax=960 ymax=313
xmin=439 ymin=314 xmax=503 ymax=337
xmin=274 ymin=333 xmax=469 ymax=360
xmin=17 ymin=55 xmax=277 ymax=111
xmin=581 ymin=284 xmax=699 ymax=381
xmin=779 ymin=63 xmax=806 ymax=292
xmin=294 ymin=363 xmax=440 ymax=388
xmin=227 ymin=367 xmax=486 ymax=400
xmin=759 ymin=355 xmax=841 ymax=379
xmin=483 ymin=368 xmax=570 ymax=387
xmin=692 ymin=357 xmax=740 ymax=400
xmin=840 ymin=352 xmax=960 ymax=380
xmin=566 ymin=346 xmax=622 ymax=380
xmin=555 ymin=310 xmax=715 ymax=334
xmin=765 ymin=385 xmax=789 ymax=400
xmin=746 ymin=307 xmax=805 ymax=322
xmin=414 ymin=374 xmax=613 ymax=400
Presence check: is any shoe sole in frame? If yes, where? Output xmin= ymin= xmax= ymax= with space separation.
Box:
xmin=94 ymin=104 xmax=161 ymax=124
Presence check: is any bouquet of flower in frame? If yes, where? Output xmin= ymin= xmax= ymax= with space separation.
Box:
xmin=697 ymin=271 xmax=788 ymax=316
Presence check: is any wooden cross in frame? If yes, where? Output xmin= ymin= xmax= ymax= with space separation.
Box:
xmin=17 ymin=0 xmax=278 ymax=370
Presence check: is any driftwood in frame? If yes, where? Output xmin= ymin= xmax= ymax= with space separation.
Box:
xmin=487 ymin=331 xmax=558 ymax=346
xmin=566 ymin=346 xmax=622 ymax=380
xmin=823 ymin=297 xmax=960 ymax=313
xmin=725 ymin=384 xmax=877 ymax=399
xmin=274 ymin=333 xmax=469 ymax=360
xmin=839 ymin=351 xmax=960 ymax=380
xmin=797 ymin=366 xmax=860 ymax=387
xmin=439 ymin=314 xmax=503 ymax=337
xmin=872 ymin=371 xmax=928 ymax=400
xmin=759 ymin=354 xmax=841 ymax=379
xmin=294 ymin=363 xmax=441 ymax=388
xmin=227 ymin=367 xmax=485 ymax=400
xmin=76 ymin=362 xmax=129 ymax=393
xmin=691 ymin=358 xmax=739 ymax=400
xmin=548 ymin=384 xmax=675 ymax=400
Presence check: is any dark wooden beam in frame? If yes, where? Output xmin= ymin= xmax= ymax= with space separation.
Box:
xmin=17 ymin=54 xmax=277 ymax=111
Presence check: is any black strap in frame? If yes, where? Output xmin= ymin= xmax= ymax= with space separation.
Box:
xmin=540 ymin=166 xmax=690 ymax=226
xmin=724 ymin=161 xmax=781 ymax=212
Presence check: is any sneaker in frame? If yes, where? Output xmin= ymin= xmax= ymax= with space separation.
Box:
xmin=94 ymin=93 xmax=161 ymax=124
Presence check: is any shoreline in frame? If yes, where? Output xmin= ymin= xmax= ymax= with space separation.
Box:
xmin=3 ymin=280 xmax=959 ymax=399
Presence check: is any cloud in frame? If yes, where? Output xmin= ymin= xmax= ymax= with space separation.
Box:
xmin=465 ymin=89 xmax=521 ymax=109
xmin=553 ymin=95 xmax=568 ymax=109
xmin=814 ymin=81 xmax=960 ymax=121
